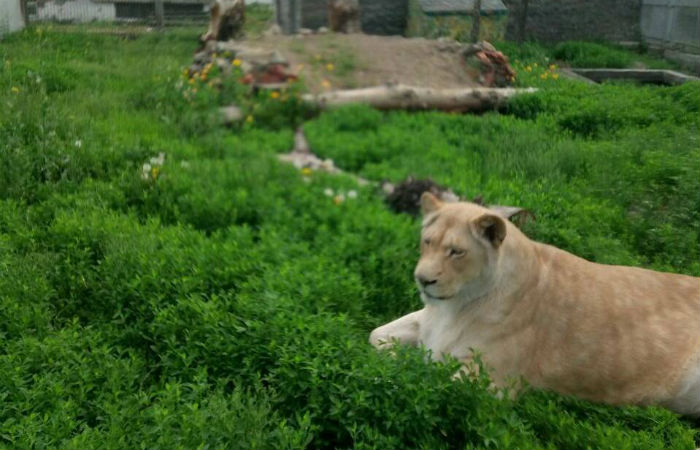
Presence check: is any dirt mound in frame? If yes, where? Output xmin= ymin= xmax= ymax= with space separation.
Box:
xmin=249 ymin=33 xmax=479 ymax=93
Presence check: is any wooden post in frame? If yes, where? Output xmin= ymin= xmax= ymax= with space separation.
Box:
xmin=470 ymin=0 xmax=481 ymax=43
xmin=20 ymin=0 xmax=29 ymax=26
xmin=154 ymin=0 xmax=165 ymax=28
xmin=517 ymin=0 xmax=529 ymax=43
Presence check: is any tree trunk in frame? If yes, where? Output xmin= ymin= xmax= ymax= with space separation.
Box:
xmin=517 ymin=0 xmax=529 ymax=43
xmin=154 ymin=0 xmax=165 ymax=28
xmin=301 ymin=84 xmax=536 ymax=112
xmin=470 ymin=0 xmax=481 ymax=43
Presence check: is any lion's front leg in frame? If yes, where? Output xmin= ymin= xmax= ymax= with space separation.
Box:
xmin=369 ymin=309 xmax=424 ymax=350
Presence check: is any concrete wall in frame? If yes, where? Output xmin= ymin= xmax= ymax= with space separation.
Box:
xmin=641 ymin=0 xmax=699 ymax=74
xmin=36 ymin=0 xmax=116 ymax=22
xmin=0 ymin=0 xmax=26 ymax=37
xmin=503 ymin=0 xmax=641 ymax=43
xmin=641 ymin=0 xmax=699 ymax=52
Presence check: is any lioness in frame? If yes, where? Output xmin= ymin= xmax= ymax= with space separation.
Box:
xmin=370 ymin=192 xmax=700 ymax=416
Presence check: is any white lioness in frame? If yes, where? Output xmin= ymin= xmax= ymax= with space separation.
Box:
xmin=370 ymin=192 xmax=700 ymax=416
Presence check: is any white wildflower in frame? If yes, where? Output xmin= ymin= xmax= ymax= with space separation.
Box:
xmin=333 ymin=193 xmax=345 ymax=205
xmin=323 ymin=188 xmax=334 ymax=197
xmin=150 ymin=152 xmax=166 ymax=167
xmin=74 ymin=140 xmax=82 ymax=148
xmin=320 ymin=158 xmax=335 ymax=171
xmin=142 ymin=163 xmax=152 ymax=179
xmin=347 ymin=190 xmax=358 ymax=199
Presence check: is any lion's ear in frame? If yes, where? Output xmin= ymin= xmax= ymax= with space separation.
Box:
xmin=473 ymin=214 xmax=506 ymax=248
xmin=420 ymin=192 xmax=443 ymax=215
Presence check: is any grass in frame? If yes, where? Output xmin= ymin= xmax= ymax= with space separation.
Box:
xmin=1 ymin=22 xmax=699 ymax=449
xmin=497 ymin=40 xmax=681 ymax=71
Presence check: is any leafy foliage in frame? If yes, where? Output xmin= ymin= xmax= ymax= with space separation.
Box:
xmin=0 ymin=25 xmax=698 ymax=450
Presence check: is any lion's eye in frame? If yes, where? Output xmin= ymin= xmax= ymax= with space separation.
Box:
xmin=449 ymin=248 xmax=465 ymax=257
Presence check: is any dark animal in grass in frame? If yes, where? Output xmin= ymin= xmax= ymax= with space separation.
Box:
xmin=383 ymin=177 xmax=532 ymax=225
xmin=384 ymin=177 xmax=458 ymax=217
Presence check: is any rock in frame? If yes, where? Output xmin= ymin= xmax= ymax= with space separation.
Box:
xmin=236 ymin=48 xmax=288 ymax=67
xmin=219 ymin=105 xmax=243 ymax=125
xmin=436 ymin=37 xmax=463 ymax=53
xmin=263 ymin=24 xmax=282 ymax=36
xmin=215 ymin=57 xmax=232 ymax=75
xmin=204 ymin=40 xmax=218 ymax=53
xmin=193 ymin=51 xmax=209 ymax=64
xmin=216 ymin=40 xmax=244 ymax=55
xmin=317 ymin=26 xmax=329 ymax=34
xmin=239 ymin=60 xmax=253 ymax=74
xmin=299 ymin=28 xmax=313 ymax=35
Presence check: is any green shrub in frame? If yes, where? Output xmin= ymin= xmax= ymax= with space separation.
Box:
xmin=1 ymin=27 xmax=698 ymax=450
xmin=552 ymin=41 xmax=675 ymax=69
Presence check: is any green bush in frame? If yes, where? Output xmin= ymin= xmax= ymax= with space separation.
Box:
xmin=552 ymin=41 xmax=675 ymax=69
xmin=1 ymin=26 xmax=698 ymax=450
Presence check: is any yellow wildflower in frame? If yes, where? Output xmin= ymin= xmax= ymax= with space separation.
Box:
xmin=540 ymin=72 xmax=548 ymax=80
xmin=321 ymin=79 xmax=332 ymax=89
xmin=314 ymin=54 xmax=321 ymax=61
xmin=270 ymin=91 xmax=280 ymax=99
xmin=525 ymin=66 xmax=532 ymax=72
xmin=151 ymin=166 xmax=160 ymax=179
xmin=301 ymin=167 xmax=313 ymax=176
xmin=245 ymin=115 xmax=254 ymax=123
xmin=552 ymin=73 xmax=559 ymax=80
xmin=326 ymin=63 xmax=334 ymax=71
xmin=11 ymin=86 xmax=19 ymax=94
xmin=549 ymin=64 xmax=557 ymax=70
xmin=533 ymin=62 xmax=538 ymax=67
xmin=232 ymin=59 xmax=242 ymax=67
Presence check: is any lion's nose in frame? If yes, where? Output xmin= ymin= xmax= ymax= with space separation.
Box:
xmin=416 ymin=275 xmax=437 ymax=287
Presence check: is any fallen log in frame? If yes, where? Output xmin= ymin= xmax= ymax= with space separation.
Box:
xmin=301 ymin=84 xmax=537 ymax=112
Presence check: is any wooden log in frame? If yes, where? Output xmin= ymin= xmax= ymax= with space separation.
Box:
xmin=328 ymin=0 xmax=361 ymax=33
xmin=301 ymin=84 xmax=537 ymax=112
xmin=201 ymin=0 xmax=245 ymax=42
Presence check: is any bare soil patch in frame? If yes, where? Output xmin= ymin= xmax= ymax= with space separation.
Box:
xmin=248 ymin=33 xmax=479 ymax=93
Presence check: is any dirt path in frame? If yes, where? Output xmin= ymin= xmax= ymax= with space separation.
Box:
xmin=248 ymin=33 xmax=479 ymax=93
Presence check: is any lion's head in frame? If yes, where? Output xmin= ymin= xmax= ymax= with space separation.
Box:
xmin=414 ymin=192 xmax=507 ymax=305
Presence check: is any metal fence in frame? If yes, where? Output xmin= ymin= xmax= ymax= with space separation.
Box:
xmin=641 ymin=0 xmax=699 ymax=54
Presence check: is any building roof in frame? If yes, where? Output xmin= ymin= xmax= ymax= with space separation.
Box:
xmin=419 ymin=0 xmax=507 ymax=14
